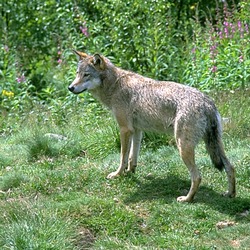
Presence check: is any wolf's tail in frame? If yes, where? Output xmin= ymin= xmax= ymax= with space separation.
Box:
xmin=204 ymin=111 xmax=230 ymax=171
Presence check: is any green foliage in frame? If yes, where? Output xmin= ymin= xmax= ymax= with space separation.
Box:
xmin=1 ymin=0 xmax=249 ymax=114
xmin=182 ymin=2 xmax=250 ymax=90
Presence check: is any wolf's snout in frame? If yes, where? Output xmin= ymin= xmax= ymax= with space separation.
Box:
xmin=68 ymin=86 xmax=75 ymax=92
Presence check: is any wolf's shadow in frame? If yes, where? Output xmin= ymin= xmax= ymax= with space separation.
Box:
xmin=123 ymin=174 xmax=250 ymax=220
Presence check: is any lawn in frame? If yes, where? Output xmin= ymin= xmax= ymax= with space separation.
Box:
xmin=0 ymin=90 xmax=249 ymax=249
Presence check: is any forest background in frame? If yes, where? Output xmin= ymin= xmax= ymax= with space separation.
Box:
xmin=1 ymin=0 xmax=250 ymax=110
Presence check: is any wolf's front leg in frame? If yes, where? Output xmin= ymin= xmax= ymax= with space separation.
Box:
xmin=127 ymin=130 xmax=143 ymax=173
xmin=107 ymin=128 xmax=133 ymax=179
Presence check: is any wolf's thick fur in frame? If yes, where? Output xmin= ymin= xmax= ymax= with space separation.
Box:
xmin=68 ymin=51 xmax=236 ymax=202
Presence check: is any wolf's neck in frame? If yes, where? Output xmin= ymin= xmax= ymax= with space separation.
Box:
xmin=90 ymin=67 xmax=126 ymax=109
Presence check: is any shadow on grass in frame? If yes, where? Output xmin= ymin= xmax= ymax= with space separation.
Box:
xmin=124 ymin=174 xmax=250 ymax=220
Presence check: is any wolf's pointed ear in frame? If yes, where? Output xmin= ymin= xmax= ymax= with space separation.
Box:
xmin=93 ymin=53 xmax=106 ymax=70
xmin=73 ymin=50 xmax=88 ymax=60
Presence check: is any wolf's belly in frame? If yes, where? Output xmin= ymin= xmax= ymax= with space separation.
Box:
xmin=133 ymin=112 xmax=174 ymax=133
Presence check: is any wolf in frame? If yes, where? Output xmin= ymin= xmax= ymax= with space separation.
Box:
xmin=68 ymin=51 xmax=236 ymax=202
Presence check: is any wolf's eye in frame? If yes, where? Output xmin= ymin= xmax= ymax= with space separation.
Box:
xmin=84 ymin=73 xmax=90 ymax=77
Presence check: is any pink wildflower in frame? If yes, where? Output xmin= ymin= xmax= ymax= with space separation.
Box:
xmin=16 ymin=74 xmax=26 ymax=83
xmin=239 ymin=55 xmax=244 ymax=63
xmin=211 ymin=65 xmax=217 ymax=73
xmin=245 ymin=23 xmax=249 ymax=34
xmin=4 ymin=45 xmax=9 ymax=52
xmin=80 ymin=22 xmax=89 ymax=37
xmin=237 ymin=21 xmax=242 ymax=29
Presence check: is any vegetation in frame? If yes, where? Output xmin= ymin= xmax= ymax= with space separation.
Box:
xmin=0 ymin=0 xmax=249 ymax=249
xmin=0 ymin=89 xmax=250 ymax=249
xmin=1 ymin=1 xmax=250 ymax=111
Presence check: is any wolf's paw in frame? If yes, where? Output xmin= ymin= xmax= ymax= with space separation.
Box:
xmin=107 ymin=171 xmax=120 ymax=179
xmin=222 ymin=191 xmax=236 ymax=198
xmin=125 ymin=168 xmax=136 ymax=174
xmin=177 ymin=196 xmax=193 ymax=203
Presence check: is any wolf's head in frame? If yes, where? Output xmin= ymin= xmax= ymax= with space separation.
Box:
xmin=68 ymin=51 xmax=107 ymax=94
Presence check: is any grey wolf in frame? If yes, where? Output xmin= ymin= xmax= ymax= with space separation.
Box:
xmin=68 ymin=51 xmax=236 ymax=202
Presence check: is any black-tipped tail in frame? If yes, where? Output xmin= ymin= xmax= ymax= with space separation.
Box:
xmin=204 ymin=112 xmax=227 ymax=171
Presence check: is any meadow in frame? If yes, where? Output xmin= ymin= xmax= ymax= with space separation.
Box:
xmin=0 ymin=89 xmax=249 ymax=249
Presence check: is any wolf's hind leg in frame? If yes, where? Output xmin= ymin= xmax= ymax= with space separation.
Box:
xmin=176 ymin=140 xmax=201 ymax=202
xmin=223 ymin=158 xmax=236 ymax=198
xmin=127 ymin=130 xmax=143 ymax=173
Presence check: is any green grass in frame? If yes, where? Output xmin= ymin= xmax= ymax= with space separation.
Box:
xmin=0 ymin=90 xmax=249 ymax=249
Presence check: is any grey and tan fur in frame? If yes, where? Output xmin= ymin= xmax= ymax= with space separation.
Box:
xmin=68 ymin=51 xmax=236 ymax=202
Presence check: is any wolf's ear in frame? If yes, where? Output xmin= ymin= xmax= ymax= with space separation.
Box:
xmin=73 ymin=50 xmax=88 ymax=60
xmin=93 ymin=54 xmax=106 ymax=70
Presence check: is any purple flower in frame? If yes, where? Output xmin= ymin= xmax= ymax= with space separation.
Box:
xmin=80 ymin=22 xmax=89 ymax=37
xmin=4 ymin=45 xmax=9 ymax=52
xmin=231 ymin=24 xmax=235 ymax=35
xmin=57 ymin=59 xmax=62 ymax=64
xmin=218 ymin=31 xmax=223 ymax=39
xmin=211 ymin=65 xmax=217 ymax=73
xmin=239 ymin=55 xmax=244 ymax=63
xmin=210 ymin=43 xmax=218 ymax=60
xmin=223 ymin=21 xmax=229 ymax=27
xmin=16 ymin=74 xmax=26 ymax=83
xmin=210 ymin=45 xmax=216 ymax=51
xmin=245 ymin=23 xmax=249 ymax=34
xmin=237 ymin=21 xmax=242 ymax=29
xmin=224 ymin=27 xmax=228 ymax=38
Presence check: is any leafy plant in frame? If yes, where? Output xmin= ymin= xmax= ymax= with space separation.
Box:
xmin=1 ymin=1 xmax=248 ymax=115
xmin=182 ymin=1 xmax=250 ymax=90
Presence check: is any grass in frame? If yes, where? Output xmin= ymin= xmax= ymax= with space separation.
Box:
xmin=0 ymin=89 xmax=249 ymax=249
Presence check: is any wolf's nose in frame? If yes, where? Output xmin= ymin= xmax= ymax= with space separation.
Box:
xmin=68 ymin=86 xmax=74 ymax=92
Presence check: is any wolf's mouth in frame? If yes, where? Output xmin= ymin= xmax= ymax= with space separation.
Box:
xmin=68 ymin=86 xmax=87 ymax=94
xmin=75 ymin=89 xmax=87 ymax=94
